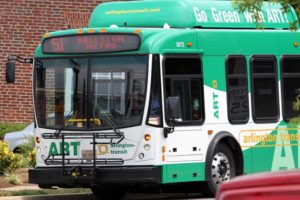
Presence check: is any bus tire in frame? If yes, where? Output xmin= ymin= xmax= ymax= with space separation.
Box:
xmin=91 ymin=185 xmax=127 ymax=200
xmin=204 ymin=143 xmax=236 ymax=197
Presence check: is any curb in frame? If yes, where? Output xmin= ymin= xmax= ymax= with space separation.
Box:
xmin=1 ymin=185 xmax=40 ymax=191
xmin=0 ymin=193 xmax=96 ymax=200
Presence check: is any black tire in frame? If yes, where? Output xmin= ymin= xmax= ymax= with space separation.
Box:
xmin=204 ymin=143 xmax=236 ymax=197
xmin=91 ymin=185 xmax=127 ymax=200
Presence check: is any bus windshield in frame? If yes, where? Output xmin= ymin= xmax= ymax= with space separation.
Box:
xmin=34 ymin=55 xmax=148 ymax=130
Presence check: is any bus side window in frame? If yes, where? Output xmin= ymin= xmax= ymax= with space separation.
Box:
xmin=163 ymin=56 xmax=204 ymax=125
xmin=281 ymin=55 xmax=300 ymax=122
xmin=226 ymin=55 xmax=249 ymax=124
xmin=250 ymin=55 xmax=279 ymax=123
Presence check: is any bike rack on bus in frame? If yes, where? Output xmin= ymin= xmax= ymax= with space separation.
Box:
xmin=43 ymin=131 xmax=124 ymax=177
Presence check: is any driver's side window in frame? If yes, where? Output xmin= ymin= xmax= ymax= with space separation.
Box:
xmin=164 ymin=56 xmax=204 ymax=125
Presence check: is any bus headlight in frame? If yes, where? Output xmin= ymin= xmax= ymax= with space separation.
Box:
xmin=37 ymin=146 xmax=42 ymax=153
xmin=144 ymin=144 xmax=151 ymax=151
xmin=138 ymin=153 xmax=144 ymax=160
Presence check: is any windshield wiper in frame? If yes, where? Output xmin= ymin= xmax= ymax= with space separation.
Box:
xmin=88 ymin=97 xmax=123 ymax=138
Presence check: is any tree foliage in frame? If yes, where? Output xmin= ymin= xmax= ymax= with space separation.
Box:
xmin=233 ymin=0 xmax=300 ymax=29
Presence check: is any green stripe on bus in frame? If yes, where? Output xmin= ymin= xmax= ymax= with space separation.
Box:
xmin=161 ymin=162 xmax=205 ymax=184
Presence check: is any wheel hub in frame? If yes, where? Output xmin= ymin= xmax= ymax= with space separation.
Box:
xmin=211 ymin=152 xmax=231 ymax=185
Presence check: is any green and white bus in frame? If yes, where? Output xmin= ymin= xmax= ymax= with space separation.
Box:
xmin=6 ymin=0 xmax=300 ymax=198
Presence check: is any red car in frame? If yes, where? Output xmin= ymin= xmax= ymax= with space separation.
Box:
xmin=216 ymin=170 xmax=300 ymax=200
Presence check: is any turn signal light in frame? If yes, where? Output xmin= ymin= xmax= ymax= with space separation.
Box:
xmin=144 ymin=134 xmax=151 ymax=141
xmin=35 ymin=136 xmax=41 ymax=144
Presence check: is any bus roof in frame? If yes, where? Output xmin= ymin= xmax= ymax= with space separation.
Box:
xmin=89 ymin=0 xmax=297 ymax=29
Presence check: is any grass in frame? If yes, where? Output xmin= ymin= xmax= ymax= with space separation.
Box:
xmin=0 ymin=188 xmax=91 ymax=197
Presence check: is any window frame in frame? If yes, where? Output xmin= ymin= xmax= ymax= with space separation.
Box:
xmin=162 ymin=55 xmax=205 ymax=126
xmin=34 ymin=54 xmax=149 ymax=131
xmin=146 ymin=54 xmax=163 ymax=127
xmin=250 ymin=55 xmax=279 ymax=123
xmin=280 ymin=55 xmax=300 ymax=122
xmin=225 ymin=55 xmax=249 ymax=124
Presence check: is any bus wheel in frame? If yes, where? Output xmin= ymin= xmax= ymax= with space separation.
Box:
xmin=205 ymin=143 xmax=236 ymax=196
xmin=91 ymin=185 xmax=127 ymax=200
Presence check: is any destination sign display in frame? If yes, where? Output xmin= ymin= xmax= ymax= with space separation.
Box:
xmin=42 ymin=33 xmax=140 ymax=54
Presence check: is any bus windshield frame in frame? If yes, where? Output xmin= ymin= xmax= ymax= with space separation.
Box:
xmin=34 ymin=55 xmax=148 ymax=131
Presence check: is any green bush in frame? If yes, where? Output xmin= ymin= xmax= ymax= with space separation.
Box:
xmin=18 ymin=137 xmax=36 ymax=168
xmin=0 ymin=123 xmax=28 ymax=140
xmin=4 ymin=173 xmax=22 ymax=185
xmin=0 ymin=141 xmax=23 ymax=174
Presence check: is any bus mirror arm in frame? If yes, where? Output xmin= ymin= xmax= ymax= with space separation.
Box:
xmin=163 ymin=119 xmax=174 ymax=138
xmin=6 ymin=55 xmax=33 ymax=84
xmin=164 ymin=96 xmax=180 ymax=137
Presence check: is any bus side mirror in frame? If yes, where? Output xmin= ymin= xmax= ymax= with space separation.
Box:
xmin=6 ymin=60 xmax=15 ymax=84
xmin=5 ymin=55 xmax=33 ymax=84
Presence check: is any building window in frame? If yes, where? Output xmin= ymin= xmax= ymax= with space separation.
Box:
xmin=226 ymin=55 xmax=249 ymax=124
xmin=250 ymin=55 xmax=279 ymax=123
xmin=163 ymin=57 xmax=204 ymax=125
xmin=281 ymin=55 xmax=300 ymax=122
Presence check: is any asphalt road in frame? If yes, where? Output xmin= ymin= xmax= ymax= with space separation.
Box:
xmin=1 ymin=193 xmax=214 ymax=200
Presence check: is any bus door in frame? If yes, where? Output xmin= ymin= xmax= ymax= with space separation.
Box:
xmin=163 ymin=56 xmax=205 ymax=169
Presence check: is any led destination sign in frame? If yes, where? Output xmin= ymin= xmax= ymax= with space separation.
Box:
xmin=42 ymin=33 xmax=141 ymax=54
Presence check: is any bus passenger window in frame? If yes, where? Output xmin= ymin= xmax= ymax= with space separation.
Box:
xmin=163 ymin=57 xmax=204 ymax=125
xmin=226 ymin=55 xmax=249 ymax=124
xmin=251 ymin=55 xmax=279 ymax=123
xmin=281 ymin=56 xmax=300 ymax=122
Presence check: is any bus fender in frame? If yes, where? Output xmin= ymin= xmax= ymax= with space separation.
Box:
xmin=205 ymin=131 xmax=244 ymax=176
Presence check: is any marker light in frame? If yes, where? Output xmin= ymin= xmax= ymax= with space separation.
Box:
xmin=187 ymin=42 xmax=192 ymax=47
xmin=134 ymin=29 xmax=142 ymax=34
xmin=100 ymin=29 xmax=107 ymax=33
xmin=43 ymin=33 xmax=50 ymax=38
xmin=77 ymin=29 xmax=84 ymax=34
xmin=88 ymin=29 xmax=95 ymax=33
xmin=144 ymin=134 xmax=151 ymax=141
xmin=294 ymin=42 xmax=299 ymax=47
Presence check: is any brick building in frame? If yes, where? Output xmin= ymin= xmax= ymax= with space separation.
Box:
xmin=0 ymin=0 xmax=112 ymax=123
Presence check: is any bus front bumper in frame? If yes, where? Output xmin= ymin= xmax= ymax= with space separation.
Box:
xmin=29 ymin=166 xmax=161 ymax=187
